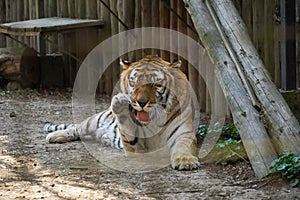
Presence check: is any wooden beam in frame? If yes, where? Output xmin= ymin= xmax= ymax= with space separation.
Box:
xmin=208 ymin=0 xmax=300 ymax=155
xmin=280 ymin=0 xmax=296 ymax=90
xmin=183 ymin=0 xmax=277 ymax=178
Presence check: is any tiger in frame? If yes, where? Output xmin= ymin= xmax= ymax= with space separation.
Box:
xmin=44 ymin=55 xmax=200 ymax=170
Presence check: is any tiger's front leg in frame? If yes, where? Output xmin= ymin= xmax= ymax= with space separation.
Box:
xmin=111 ymin=93 xmax=131 ymax=122
xmin=111 ymin=93 xmax=137 ymax=152
xmin=170 ymin=132 xmax=200 ymax=170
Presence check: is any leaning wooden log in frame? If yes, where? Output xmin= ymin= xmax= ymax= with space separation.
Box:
xmin=0 ymin=47 xmax=39 ymax=88
xmin=208 ymin=0 xmax=300 ymax=154
xmin=183 ymin=0 xmax=278 ymax=178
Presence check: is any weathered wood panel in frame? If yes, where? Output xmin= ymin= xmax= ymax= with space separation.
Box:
xmin=0 ymin=0 xmax=298 ymax=114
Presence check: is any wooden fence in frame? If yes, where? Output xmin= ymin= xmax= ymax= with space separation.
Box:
xmin=0 ymin=0 xmax=299 ymax=112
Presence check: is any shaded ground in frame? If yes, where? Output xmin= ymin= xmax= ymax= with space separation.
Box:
xmin=0 ymin=89 xmax=299 ymax=200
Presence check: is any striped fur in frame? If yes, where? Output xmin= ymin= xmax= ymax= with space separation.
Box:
xmin=45 ymin=55 xmax=200 ymax=170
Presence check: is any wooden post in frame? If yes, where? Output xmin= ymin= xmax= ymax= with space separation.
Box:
xmin=159 ymin=0 xmax=170 ymax=61
xmin=263 ymin=0 xmax=275 ymax=80
xmin=110 ymin=0 xmax=120 ymax=95
xmin=37 ymin=0 xmax=45 ymax=56
xmin=170 ymin=0 xmax=178 ymax=61
xmin=280 ymin=0 xmax=296 ymax=90
xmin=134 ymin=0 xmax=142 ymax=60
xmin=0 ymin=0 xmax=6 ymax=47
xmin=141 ymin=0 xmax=152 ymax=56
xmin=208 ymin=0 xmax=300 ymax=154
xmin=183 ymin=0 xmax=277 ymax=178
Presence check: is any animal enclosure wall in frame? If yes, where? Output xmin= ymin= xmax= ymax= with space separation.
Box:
xmin=0 ymin=0 xmax=299 ymax=113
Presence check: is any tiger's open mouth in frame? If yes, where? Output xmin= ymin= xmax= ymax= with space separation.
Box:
xmin=137 ymin=110 xmax=151 ymax=122
xmin=130 ymin=105 xmax=151 ymax=123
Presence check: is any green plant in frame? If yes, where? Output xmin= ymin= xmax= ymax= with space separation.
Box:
xmin=197 ymin=123 xmax=247 ymax=164
xmin=197 ymin=123 xmax=241 ymax=143
xmin=269 ymin=151 xmax=300 ymax=187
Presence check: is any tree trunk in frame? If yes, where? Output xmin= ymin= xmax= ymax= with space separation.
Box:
xmin=183 ymin=0 xmax=278 ymax=178
xmin=208 ymin=0 xmax=300 ymax=154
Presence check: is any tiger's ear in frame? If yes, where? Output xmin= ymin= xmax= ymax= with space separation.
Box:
xmin=120 ymin=59 xmax=131 ymax=70
xmin=168 ymin=60 xmax=182 ymax=70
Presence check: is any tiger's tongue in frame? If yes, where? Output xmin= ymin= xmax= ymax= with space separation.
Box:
xmin=137 ymin=111 xmax=150 ymax=121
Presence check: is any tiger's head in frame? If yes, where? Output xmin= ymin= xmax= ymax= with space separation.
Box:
xmin=119 ymin=55 xmax=186 ymax=125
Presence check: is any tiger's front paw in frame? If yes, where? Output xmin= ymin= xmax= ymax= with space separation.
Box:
xmin=111 ymin=93 xmax=130 ymax=115
xmin=171 ymin=153 xmax=200 ymax=170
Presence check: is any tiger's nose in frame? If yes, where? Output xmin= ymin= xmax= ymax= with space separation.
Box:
xmin=137 ymin=100 xmax=148 ymax=108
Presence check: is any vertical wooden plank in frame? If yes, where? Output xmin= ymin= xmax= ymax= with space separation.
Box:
xmin=24 ymin=0 xmax=29 ymax=20
xmin=159 ymin=0 xmax=170 ymax=61
xmin=151 ymin=0 xmax=159 ymax=56
xmin=134 ymin=0 xmax=142 ymax=60
xmin=252 ymin=0 xmax=264 ymax=57
xmin=4 ymin=0 xmax=11 ymax=47
xmin=38 ymin=0 xmax=44 ymax=18
xmin=49 ymin=0 xmax=57 ymax=17
xmin=274 ymin=23 xmax=281 ymax=87
xmin=5 ymin=0 xmax=10 ymax=23
xmin=58 ymin=0 xmax=68 ymax=17
xmin=107 ymin=0 xmax=119 ymax=95
xmin=296 ymin=0 xmax=300 ymax=88
xmin=75 ymin=0 xmax=87 ymax=87
xmin=0 ymin=0 xmax=6 ymax=47
xmin=44 ymin=0 xmax=49 ymax=17
xmin=280 ymin=0 xmax=297 ymax=90
xmin=263 ymin=0 xmax=275 ymax=80
xmin=75 ymin=0 xmax=86 ymax=60
xmin=43 ymin=0 xmax=50 ymax=53
xmin=274 ymin=1 xmax=281 ymax=87
xmin=170 ymin=0 xmax=178 ymax=61
xmin=187 ymin=10 xmax=200 ymax=111
xmin=11 ymin=0 xmax=18 ymax=47
xmin=63 ymin=0 xmax=79 ymax=86
xmin=29 ymin=0 xmax=37 ymax=50
xmin=86 ymin=0 xmax=97 ymax=19
xmin=86 ymin=0 xmax=99 ymax=93
xmin=68 ymin=0 xmax=75 ymax=18
xmin=48 ymin=0 xmax=59 ymax=53
xmin=11 ymin=0 xmax=17 ymax=22
xmin=37 ymin=0 xmax=45 ymax=55
xmin=141 ymin=0 xmax=152 ymax=56
xmin=17 ymin=0 xmax=24 ymax=21
xmin=17 ymin=0 xmax=24 ymax=48
xmin=241 ymin=0 xmax=253 ymax=39
xmin=121 ymin=0 xmax=135 ymax=61
xmin=177 ymin=0 xmax=188 ymax=76
xmin=86 ymin=0 xmax=98 ymax=52
xmin=23 ymin=0 xmax=30 ymax=48
xmin=97 ymin=0 xmax=112 ymax=94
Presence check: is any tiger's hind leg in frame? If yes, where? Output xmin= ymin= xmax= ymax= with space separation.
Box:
xmin=46 ymin=127 xmax=80 ymax=143
xmin=44 ymin=113 xmax=101 ymax=143
xmin=44 ymin=111 xmax=123 ymax=149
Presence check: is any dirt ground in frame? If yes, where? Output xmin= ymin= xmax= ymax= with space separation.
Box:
xmin=0 ymin=89 xmax=299 ymax=200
